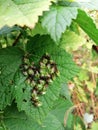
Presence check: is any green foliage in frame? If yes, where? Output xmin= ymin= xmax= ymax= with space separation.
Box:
xmin=76 ymin=9 xmax=98 ymax=45
xmin=65 ymin=113 xmax=74 ymax=130
xmin=0 ymin=47 xmax=23 ymax=86
xmin=3 ymin=104 xmax=41 ymax=130
xmin=58 ymin=0 xmax=98 ymax=10
xmin=91 ymin=122 xmax=98 ymax=130
xmin=0 ymin=0 xmax=98 ymax=130
xmin=51 ymin=98 xmax=73 ymax=123
xmin=41 ymin=5 xmax=78 ymax=42
xmin=60 ymin=30 xmax=85 ymax=52
xmin=13 ymin=35 xmax=79 ymax=121
xmin=0 ymin=0 xmax=51 ymax=28
xmin=74 ymin=0 xmax=98 ymax=10
xmin=60 ymin=83 xmax=71 ymax=102
xmin=0 ymin=47 xmax=24 ymax=109
xmin=0 ymin=26 xmax=21 ymax=35
xmin=27 ymin=35 xmax=79 ymax=81
xmin=42 ymin=113 xmax=65 ymax=130
xmin=30 ymin=23 xmax=47 ymax=37
xmin=3 ymin=98 xmax=72 ymax=130
xmin=74 ymin=116 xmax=86 ymax=130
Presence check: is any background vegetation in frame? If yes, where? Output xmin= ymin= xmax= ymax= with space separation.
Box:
xmin=0 ymin=0 xmax=98 ymax=130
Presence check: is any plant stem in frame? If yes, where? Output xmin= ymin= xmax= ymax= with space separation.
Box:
xmin=13 ymin=32 xmax=22 ymax=46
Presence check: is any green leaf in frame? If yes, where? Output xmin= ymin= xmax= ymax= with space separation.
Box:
xmin=76 ymin=9 xmax=98 ymax=45
xmin=26 ymin=35 xmax=79 ymax=81
xmin=51 ymin=98 xmax=73 ymax=123
xmin=4 ymin=104 xmax=42 ymax=130
xmin=43 ymin=114 xmax=65 ymax=130
xmin=41 ymin=98 xmax=73 ymax=130
xmin=74 ymin=116 xmax=86 ymax=130
xmin=14 ymin=71 xmax=61 ymax=122
xmin=60 ymin=30 xmax=85 ymax=52
xmin=3 ymin=98 xmax=73 ymax=130
xmin=60 ymin=83 xmax=72 ymax=102
xmin=0 ymin=47 xmax=23 ymax=86
xmin=49 ymin=98 xmax=73 ymax=130
xmin=0 ymin=26 xmax=21 ymax=35
xmin=50 ymin=98 xmax=74 ymax=130
xmin=58 ymin=1 xmax=98 ymax=10
xmin=41 ymin=5 xmax=78 ymax=42
xmin=13 ymin=75 xmax=68 ymax=130
xmin=0 ymin=47 xmax=24 ymax=109
xmin=78 ymin=70 xmax=89 ymax=82
xmin=0 ymin=84 xmax=15 ymax=110
xmin=31 ymin=23 xmax=47 ymax=37
xmin=14 ymin=35 xmax=79 ymax=121
xmin=65 ymin=113 xmax=74 ymax=130
xmin=95 ymin=80 xmax=98 ymax=96
xmin=69 ymin=21 xmax=80 ymax=35
xmin=0 ymin=0 xmax=51 ymax=28
xmin=91 ymin=122 xmax=98 ymax=130
xmin=74 ymin=0 xmax=98 ymax=10
xmin=3 ymin=103 xmax=65 ymax=130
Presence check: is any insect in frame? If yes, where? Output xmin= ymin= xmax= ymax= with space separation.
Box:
xmin=92 ymin=45 xmax=98 ymax=53
xmin=21 ymin=53 xmax=60 ymax=107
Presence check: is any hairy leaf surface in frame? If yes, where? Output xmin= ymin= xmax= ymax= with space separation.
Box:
xmin=14 ymin=35 xmax=79 ymax=121
xmin=27 ymin=35 xmax=79 ymax=81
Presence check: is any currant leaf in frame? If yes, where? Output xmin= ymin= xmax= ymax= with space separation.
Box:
xmin=41 ymin=5 xmax=78 ymax=43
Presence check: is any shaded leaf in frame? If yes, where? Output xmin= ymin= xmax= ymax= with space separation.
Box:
xmin=0 ymin=47 xmax=24 ymax=110
xmin=4 ymin=104 xmax=42 ymax=130
xmin=0 ymin=47 xmax=24 ymax=86
xmin=4 ymin=103 xmax=65 ymax=130
xmin=0 ymin=84 xmax=14 ymax=110
xmin=0 ymin=26 xmax=21 ymax=35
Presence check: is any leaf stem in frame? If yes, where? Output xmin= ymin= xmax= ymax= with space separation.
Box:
xmin=13 ymin=32 xmax=22 ymax=46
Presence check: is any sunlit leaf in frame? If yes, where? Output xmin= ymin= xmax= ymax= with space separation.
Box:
xmin=0 ymin=0 xmax=51 ymax=28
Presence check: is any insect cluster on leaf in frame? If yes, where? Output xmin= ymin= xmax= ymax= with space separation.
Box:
xmin=21 ymin=53 xmax=60 ymax=107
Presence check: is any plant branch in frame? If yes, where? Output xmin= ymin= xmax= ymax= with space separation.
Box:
xmin=12 ymin=32 xmax=22 ymax=46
